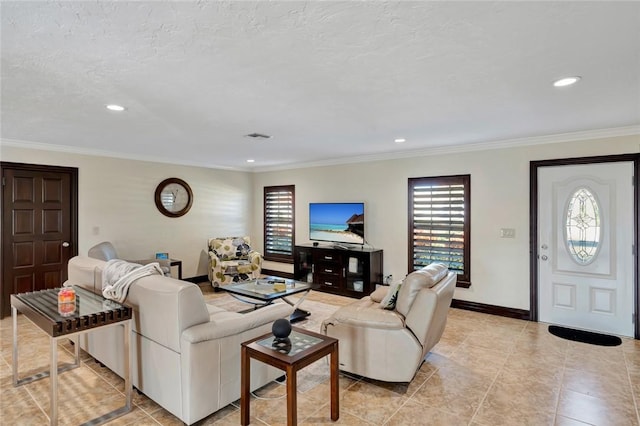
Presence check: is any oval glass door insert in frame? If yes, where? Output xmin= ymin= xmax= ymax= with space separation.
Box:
xmin=565 ymin=187 xmax=601 ymax=265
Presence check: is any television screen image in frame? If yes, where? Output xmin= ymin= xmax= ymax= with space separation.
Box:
xmin=309 ymin=203 xmax=365 ymax=245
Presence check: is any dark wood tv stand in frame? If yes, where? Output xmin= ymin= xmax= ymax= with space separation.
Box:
xmin=293 ymin=244 xmax=383 ymax=298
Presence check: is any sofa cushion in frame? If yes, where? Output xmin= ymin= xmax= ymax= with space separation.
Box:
xmin=396 ymin=263 xmax=449 ymax=316
xmin=209 ymin=236 xmax=252 ymax=261
xmin=66 ymin=256 xmax=106 ymax=293
xmin=369 ymin=286 xmax=388 ymax=303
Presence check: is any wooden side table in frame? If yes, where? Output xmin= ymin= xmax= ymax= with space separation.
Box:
xmin=169 ymin=259 xmax=182 ymax=279
xmin=241 ymin=327 xmax=339 ymax=426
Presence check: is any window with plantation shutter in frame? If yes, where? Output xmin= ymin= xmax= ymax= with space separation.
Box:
xmin=264 ymin=185 xmax=295 ymax=263
xmin=408 ymin=175 xmax=471 ymax=287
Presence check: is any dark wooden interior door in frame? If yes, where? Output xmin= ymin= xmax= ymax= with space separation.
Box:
xmin=1 ymin=162 xmax=78 ymax=318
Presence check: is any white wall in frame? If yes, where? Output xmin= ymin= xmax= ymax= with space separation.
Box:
xmin=3 ymin=133 xmax=638 ymax=310
xmin=1 ymin=145 xmax=254 ymax=278
xmin=252 ymin=134 xmax=640 ymax=311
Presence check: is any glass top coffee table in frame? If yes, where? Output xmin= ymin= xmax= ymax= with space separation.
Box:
xmin=219 ymin=276 xmax=319 ymax=322
xmin=11 ymin=286 xmax=133 ymax=425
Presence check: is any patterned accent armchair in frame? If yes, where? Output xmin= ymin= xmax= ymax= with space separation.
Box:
xmin=208 ymin=236 xmax=262 ymax=288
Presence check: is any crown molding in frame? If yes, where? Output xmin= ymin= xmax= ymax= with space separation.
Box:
xmin=0 ymin=138 xmax=244 ymax=171
xmin=251 ymin=125 xmax=640 ymax=172
xmin=2 ymin=125 xmax=638 ymax=173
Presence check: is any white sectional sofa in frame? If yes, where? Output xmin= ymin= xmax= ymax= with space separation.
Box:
xmin=65 ymin=256 xmax=292 ymax=424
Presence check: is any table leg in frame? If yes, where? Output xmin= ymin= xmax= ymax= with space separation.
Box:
xmin=123 ymin=320 xmax=132 ymax=411
xmin=240 ymin=346 xmax=250 ymax=426
xmin=12 ymin=306 xmax=18 ymax=386
xmin=330 ymin=344 xmax=339 ymax=421
xmin=286 ymin=366 xmax=297 ymax=426
xmin=50 ymin=337 xmax=58 ymax=425
xmin=282 ymin=290 xmax=312 ymax=323
xmin=72 ymin=335 xmax=80 ymax=367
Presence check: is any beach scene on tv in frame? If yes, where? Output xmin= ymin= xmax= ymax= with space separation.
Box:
xmin=309 ymin=203 xmax=364 ymax=245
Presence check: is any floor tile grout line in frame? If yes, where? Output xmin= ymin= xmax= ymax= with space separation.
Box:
xmin=623 ymin=350 xmax=640 ymax=425
xmin=21 ymin=379 xmax=51 ymax=423
xmin=465 ymin=360 xmax=502 ymax=425
xmin=59 ymin=341 xmax=166 ymax=423
xmin=552 ymin=337 xmax=570 ymax=423
xmin=466 ymin=322 xmax=528 ymax=426
xmin=379 ymin=390 xmax=414 ymax=425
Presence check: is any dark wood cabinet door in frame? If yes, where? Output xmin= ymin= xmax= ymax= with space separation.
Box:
xmin=1 ymin=163 xmax=78 ymax=318
xmin=294 ymin=244 xmax=383 ymax=298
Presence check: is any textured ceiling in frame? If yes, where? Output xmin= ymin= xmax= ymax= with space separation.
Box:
xmin=1 ymin=1 xmax=639 ymax=171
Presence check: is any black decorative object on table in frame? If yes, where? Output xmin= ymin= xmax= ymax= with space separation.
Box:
xmin=271 ymin=337 xmax=292 ymax=353
xmin=272 ymin=318 xmax=292 ymax=339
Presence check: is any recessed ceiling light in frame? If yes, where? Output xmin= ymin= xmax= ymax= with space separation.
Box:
xmin=106 ymin=104 xmax=126 ymax=111
xmin=394 ymin=138 xmax=406 ymax=143
xmin=246 ymin=159 xmax=255 ymax=163
xmin=553 ymin=76 xmax=581 ymax=87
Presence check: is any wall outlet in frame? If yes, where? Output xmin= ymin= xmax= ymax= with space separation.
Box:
xmin=500 ymin=228 xmax=516 ymax=238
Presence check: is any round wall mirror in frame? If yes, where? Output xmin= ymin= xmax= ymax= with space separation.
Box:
xmin=154 ymin=177 xmax=193 ymax=217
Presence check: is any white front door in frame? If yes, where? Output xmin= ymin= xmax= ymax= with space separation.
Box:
xmin=538 ymin=161 xmax=635 ymax=337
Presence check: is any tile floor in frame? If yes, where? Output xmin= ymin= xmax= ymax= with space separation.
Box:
xmin=1 ymin=285 xmax=639 ymax=425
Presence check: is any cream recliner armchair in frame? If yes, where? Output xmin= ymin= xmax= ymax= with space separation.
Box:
xmin=321 ymin=263 xmax=456 ymax=382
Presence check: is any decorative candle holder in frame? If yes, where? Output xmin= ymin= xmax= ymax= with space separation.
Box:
xmin=58 ymin=286 xmax=76 ymax=316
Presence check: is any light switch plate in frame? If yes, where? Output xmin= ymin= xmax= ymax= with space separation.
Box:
xmin=500 ymin=228 xmax=516 ymax=238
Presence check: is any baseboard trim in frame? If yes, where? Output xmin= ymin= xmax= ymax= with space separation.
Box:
xmin=451 ymin=299 xmax=531 ymax=320
xmin=184 ymin=275 xmax=208 ymax=284
xmin=262 ymin=269 xmax=295 ymax=279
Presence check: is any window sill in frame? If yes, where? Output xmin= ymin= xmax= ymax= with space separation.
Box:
xmin=263 ymin=256 xmax=294 ymax=264
xmin=456 ymin=281 xmax=471 ymax=289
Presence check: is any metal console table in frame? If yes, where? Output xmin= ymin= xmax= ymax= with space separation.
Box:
xmin=11 ymin=286 xmax=133 ymax=425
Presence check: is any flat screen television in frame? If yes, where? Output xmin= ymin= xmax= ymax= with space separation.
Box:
xmin=309 ymin=202 xmax=365 ymax=246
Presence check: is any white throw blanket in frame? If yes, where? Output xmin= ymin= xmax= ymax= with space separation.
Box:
xmin=102 ymin=259 xmax=164 ymax=302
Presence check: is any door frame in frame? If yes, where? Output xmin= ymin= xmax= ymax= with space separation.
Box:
xmin=529 ymin=153 xmax=639 ymax=339
xmin=0 ymin=161 xmax=79 ymax=318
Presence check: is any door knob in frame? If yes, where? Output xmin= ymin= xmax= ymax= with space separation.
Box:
xmin=540 ymin=255 xmax=548 ymax=261
xmin=62 ymin=242 xmax=70 ymax=247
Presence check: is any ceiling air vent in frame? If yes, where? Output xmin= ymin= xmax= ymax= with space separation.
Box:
xmin=245 ymin=133 xmax=272 ymax=139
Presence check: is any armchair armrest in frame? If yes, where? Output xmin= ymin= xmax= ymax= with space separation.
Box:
xmin=181 ymin=303 xmax=293 ymax=343
xmin=324 ymin=304 xmax=405 ymax=330
xmin=247 ymin=250 xmax=262 ymax=265
xmin=369 ymin=286 xmax=389 ymax=303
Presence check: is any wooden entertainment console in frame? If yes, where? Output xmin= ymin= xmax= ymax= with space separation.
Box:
xmin=293 ymin=244 xmax=383 ymax=298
